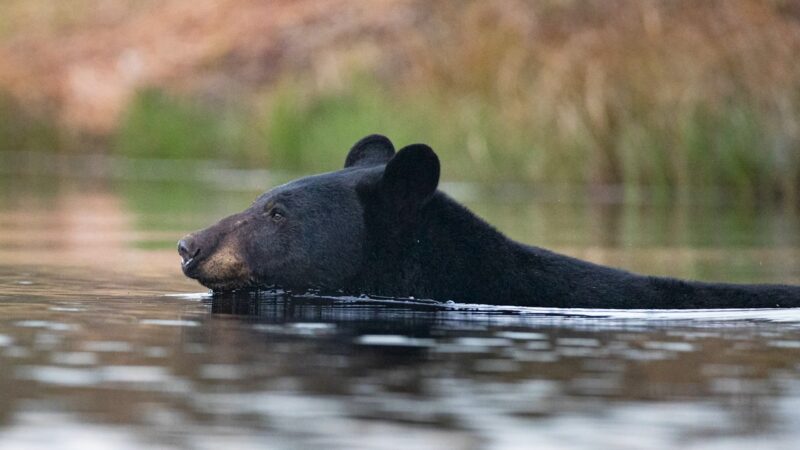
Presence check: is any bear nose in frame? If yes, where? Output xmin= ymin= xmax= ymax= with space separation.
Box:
xmin=177 ymin=237 xmax=200 ymax=266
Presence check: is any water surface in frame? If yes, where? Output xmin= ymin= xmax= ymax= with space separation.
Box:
xmin=1 ymin=153 xmax=800 ymax=449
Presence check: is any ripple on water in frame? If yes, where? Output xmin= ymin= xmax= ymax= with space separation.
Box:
xmin=100 ymin=366 xmax=171 ymax=384
xmin=767 ymin=340 xmax=800 ymax=349
xmin=556 ymin=338 xmax=600 ymax=347
xmin=143 ymin=346 xmax=169 ymax=358
xmin=453 ymin=337 xmax=512 ymax=348
xmin=355 ymin=335 xmax=436 ymax=347
xmin=494 ymin=331 xmax=547 ymax=340
xmin=251 ymin=322 xmax=338 ymax=337
xmin=643 ymin=341 xmax=696 ymax=352
xmin=618 ymin=349 xmax=671 ymax=361
xmin=17 ymin=365 xmax=185 ymax=389
xmin=289 ymin=322 xmax=337 ymax=336
xmin=16 ymin=366 xmax=97 ymax=387
xmin=34 ymin=332 xmax=64 ymax=350
xmin=524 ymin=341 xmax=551 ymax=350
xmin=446 ymin=304 xmax=800 ymax=325
xmin=50 ymin=352 xmax=98 ymax=366
xmin=163 ymin=292 xmax=211 ymax=301
xmin=48 ymin=307 xmax=84 ymax=312
xmin=139 ymin=319 xmax=199 ymax=327
xmin=509 ymin=350 xmax=559 ymax=363
xmin=291 ymin=322 xmax=336 ymax=330
xmin=558 ymin=346 xmax=605 ymax=358
xmin=200 ymin=364 xmax=244 ymax=380
xmin=14 ymin=321 xmax=76 ymax=332
xmin=0 ymin=412 xmax=152 ymax=450
xmin=83 ymin=341 xmax=132 ymax=352
xmin=710 ymin=378 xmax=771 ymax=395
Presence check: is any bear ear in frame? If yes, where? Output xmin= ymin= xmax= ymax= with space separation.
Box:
xmin=344 ymin=134 xmax=395 ymax=168
xmin=380 ymin=143 xmax=440 ymax=211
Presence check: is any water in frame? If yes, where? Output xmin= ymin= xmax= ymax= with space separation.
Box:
xmin=1 ymin=153 xmax=800 ymax=449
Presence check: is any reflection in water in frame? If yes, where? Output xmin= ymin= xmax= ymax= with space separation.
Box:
xmin=1 ymin=166 xmax=800 ymax=448
xmin=4 ymin=276 xmax=800 ymax=449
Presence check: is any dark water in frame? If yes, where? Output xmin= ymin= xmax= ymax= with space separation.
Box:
xmin=1 ymin=153 xmax=800 ymax=449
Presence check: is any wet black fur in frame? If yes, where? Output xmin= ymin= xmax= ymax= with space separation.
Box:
xmin=182 ymin=135 xmax=800 ymax=309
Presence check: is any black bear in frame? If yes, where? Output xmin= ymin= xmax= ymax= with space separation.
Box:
xmin=178 ymin=135 xmax=800 ymax=309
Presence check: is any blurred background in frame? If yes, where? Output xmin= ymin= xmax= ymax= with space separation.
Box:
xmin=2 ymin=3 xmax=800 ymax=447
xmin=2 ymin=0 xmax=800 ymax=199
xmin=1 ymin=0 xmax=799 ymax=283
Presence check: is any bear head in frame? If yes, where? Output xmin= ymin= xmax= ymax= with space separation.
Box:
xmin=178 ymin=134 xmax=440 ymax=291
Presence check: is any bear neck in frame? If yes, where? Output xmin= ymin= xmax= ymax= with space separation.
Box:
xmin=355 ymin=191 xmax=593 ymax=306
xmin=355 ymin=192 xmax=800 ymax=309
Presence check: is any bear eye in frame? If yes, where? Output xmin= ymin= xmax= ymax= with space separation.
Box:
xmin=269 ymin=208 xmax=284 ymax=222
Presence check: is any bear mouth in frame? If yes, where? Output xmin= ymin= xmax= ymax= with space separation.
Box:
xmin=181 ymin=256 xmax=201 ymax=278
xmin=181 ymin=259 xmax=254 ymax=291
xmin=182 ymin=257 xmax=196 ymax=270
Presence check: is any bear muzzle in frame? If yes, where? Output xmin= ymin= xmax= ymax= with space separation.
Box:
xmin=178 ymin=232 xmax=253 ymax=290
xmin=178 ymin=235 xmax=202 ymax=275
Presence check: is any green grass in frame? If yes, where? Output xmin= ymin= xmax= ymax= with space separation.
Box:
xmin=5 ymin=79 xmax=796 ymax=206
xmin=113 ymin=88 xmax=265 ymax=163
xmin=106 ymin=80 xmax=799 ymax=207
xmin=263 ymin=81 xmax=454 ymax=175
xmin=260 ymin=80 xmax=553 ymax=183
xmin=260 ymin=81 xmax=796 ymax=204
xmin=2 ymin=0 xmax=800 ymax=206
xmin=0 ymin=91 xmax=61 ymax=152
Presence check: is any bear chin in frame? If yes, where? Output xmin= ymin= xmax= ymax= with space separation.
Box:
xmin=197 ymin=278 xmax=255 ymax=292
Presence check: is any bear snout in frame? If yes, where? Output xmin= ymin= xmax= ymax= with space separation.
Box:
xmin=177 ymin=235 xmax=201 ymax=272
xmin=178 ymin=228 xmax=252 ymax=289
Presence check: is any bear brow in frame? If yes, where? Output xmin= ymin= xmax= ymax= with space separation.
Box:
xmin=263 ymin=192 xmax=299 ymax=209
xmin=252 ymin=187 xmax=292 ymax=205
